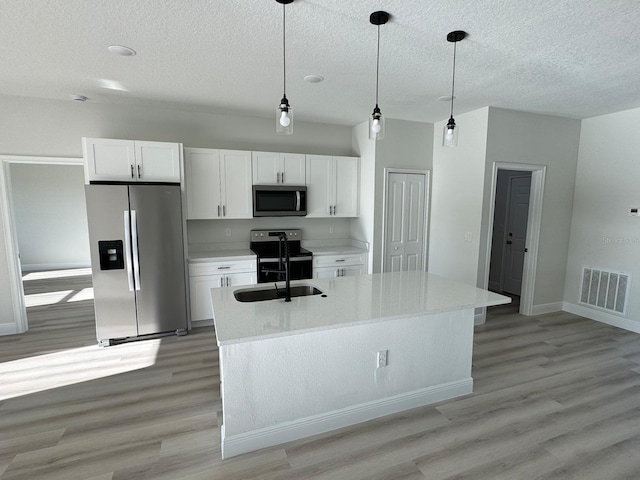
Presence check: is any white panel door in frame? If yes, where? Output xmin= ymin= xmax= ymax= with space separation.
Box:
xmin=334 ymin=156 xmax=359 ymax=217
xmin=135 ymin=141 xmax=181 ymax=182
xmin=84 ymin=138 xmax=136 ymax=182
xmin=252 ymin=151 xmax=280 ymax=184
xmin=305 ymin=155 xmax=333 ymax=217
xmin=184 ymin=148 xmax=222 ymax=219
xmin=281 ymin=153 xmax=306 ymax=185
xmin=384 ymin=172 xmax=427 ymax=273
xmin=220 ymin=150 xmax=253 ymax=219
xmin=503 ymin=175 xmax=531 ymax=295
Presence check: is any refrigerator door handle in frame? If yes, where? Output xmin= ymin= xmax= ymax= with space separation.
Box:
xmin=131 ymin=209 xmax=142 ymax=291
xmin=123 ymin=210 xmax=135 ymax=291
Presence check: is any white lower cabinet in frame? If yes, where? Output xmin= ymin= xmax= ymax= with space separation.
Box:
xmin=312 ymin=253 xmax=366 ymax=278
xmin=189 ymin=258 xmax=256 ymax=322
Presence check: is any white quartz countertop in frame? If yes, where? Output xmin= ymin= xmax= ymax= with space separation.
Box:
xmin=305 ymin=245 xmax=367 ymax=256
xmin=211 ymin=271 xmax=510 ymax=346
xmin=188 ymin=250 xmax=256 ymax=262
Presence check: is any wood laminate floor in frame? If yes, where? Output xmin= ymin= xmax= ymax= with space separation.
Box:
xmin=2 ymin=270 xmax=640 ymax=479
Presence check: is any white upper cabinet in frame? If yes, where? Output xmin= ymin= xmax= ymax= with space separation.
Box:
xmin=306 ymin=155 xmax=359 ymax=218
xmin=83 ymin=138 xmax=181 ymax=183
xmin=252 ymin=151 xmax=305 ymax=185
xmin=184 ymin=148 xmax=252 ymax=220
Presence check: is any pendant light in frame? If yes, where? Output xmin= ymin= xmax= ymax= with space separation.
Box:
xmin=443 ymin=30 xmax=466 ymax=147
xmin=276 ymin=0 xmax=294 ymax=135
xmin=369 ymin=11 xmax=389 ymax=141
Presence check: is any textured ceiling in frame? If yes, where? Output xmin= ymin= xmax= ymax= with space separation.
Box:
xmin=1 ymin=0 xmax=640 ymax=126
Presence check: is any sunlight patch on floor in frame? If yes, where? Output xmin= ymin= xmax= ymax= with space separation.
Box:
xmin=24 ymin=290 xmax=74 ymax=307
xmin=0 ymin=340 xmax=161 ymax=401
xmin=67 ymin=287 xmax=94 ymax=302
xmin=22 ymin=268 xmax=92 ymax=281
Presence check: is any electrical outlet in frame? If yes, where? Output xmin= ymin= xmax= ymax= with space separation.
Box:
xmin=464 ymin=232 xmax=472 ymax=242
xmin=225 ymin=228 xmax=232 ymax=237
xmin=377 ymin=350 xmax=388 ymax=368
xmin=329 ymin=226 xmax=335 ymax=234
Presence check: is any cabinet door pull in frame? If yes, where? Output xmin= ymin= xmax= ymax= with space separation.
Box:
xmin=130 ymin=164 xmax=135 ymax=179
xmin=137 ymin=165 xmax=141 ymax=179
xmin=220 ymin=277 xmax=224 ymax=287
xmin=217 ymin=205 xmax=221 ymax=217
xmin=277 ymin=172 xmax=281 ymax=183
xmin=226 ymin=277 xmax=230 ymax=286
xmin=223 ymin=205 xmax=226 ymax=217
xmin=281 ymin=171 xmax=285 ymax=183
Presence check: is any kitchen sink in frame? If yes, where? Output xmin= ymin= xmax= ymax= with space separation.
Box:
xmin=234 ymin=285 xmax=323 ymax=302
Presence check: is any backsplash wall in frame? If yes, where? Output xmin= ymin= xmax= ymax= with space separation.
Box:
xmin=187 ymin=218 xmax=352 ymax=247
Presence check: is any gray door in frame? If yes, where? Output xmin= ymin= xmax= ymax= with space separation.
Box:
xmin=85 ymin=185 xmax=138 ymax=341
xmin=503 ymin=175 xmax=531 ymax=295
xmin=129 ymin=185 xmax=187 ymax=335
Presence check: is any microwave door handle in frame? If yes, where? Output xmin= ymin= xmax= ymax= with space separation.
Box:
xmin=296 ymin=191 xmax=301 ymax=211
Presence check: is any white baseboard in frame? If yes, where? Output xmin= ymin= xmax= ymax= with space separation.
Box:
xmin=221 ymin=377 xmax=473 ymax=459
xmin=531 ymin=302 xmax=563 ymax=316
xmin=563 ymin=302 xmax=640 ymax=334
xmin=190 ymin=319 xmax=213 ymax=329
xmin=21 ymin=262 xmax=90 ymax=272
xmin=0 ymin=322 xmax=20 ymax=336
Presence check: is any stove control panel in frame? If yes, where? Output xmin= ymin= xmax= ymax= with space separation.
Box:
xmin=251 ymin=229 xmax=302 ymax=242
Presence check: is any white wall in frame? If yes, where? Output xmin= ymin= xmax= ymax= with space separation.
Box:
xmin=429 ymin=107 xmax=490 ymax=285
xmin=564 ymin=107 xmax=640 ymax=330
xmin=10 ymin=163 xmax=90 ymax=271
xmin=351 ymin=122 xmax=376 ymax=273
xmin=482 ymin=108 xmax=581 ymax=307
xmin=351 ymin=119 xmax=433 ymax=273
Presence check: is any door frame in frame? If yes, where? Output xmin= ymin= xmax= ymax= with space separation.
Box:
xmin=481 ymin=162 xmax=546 ymax=316
xmin=0 ymin=155 xmax=83 ymax=335
xmin=381 ymin=168 xmax=431 ymax=273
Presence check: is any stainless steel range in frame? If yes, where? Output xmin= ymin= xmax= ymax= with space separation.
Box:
xmin=250 ymin=229 xmax=313 ymax=283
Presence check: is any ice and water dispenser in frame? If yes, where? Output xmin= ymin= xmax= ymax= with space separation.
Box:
xmin=98 ymin=240 xmax=124 ymax=270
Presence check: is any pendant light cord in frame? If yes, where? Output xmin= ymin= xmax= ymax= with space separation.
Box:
xmin=282 ymin=3 xmax=287 ymax=97
xmin=450 ymin=40 xmax=457 ymax=118
xmin=375 ymin=23 xmax=380 ymax=106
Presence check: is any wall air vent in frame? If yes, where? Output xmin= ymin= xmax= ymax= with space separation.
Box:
xmin=580 ymin=267 xmax=630 ymax=316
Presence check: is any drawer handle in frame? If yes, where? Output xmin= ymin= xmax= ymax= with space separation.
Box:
xmin=335 ymin=259 xmax=346 ymax=262
xmin=217 ymin=266 xmax=231 ymax=270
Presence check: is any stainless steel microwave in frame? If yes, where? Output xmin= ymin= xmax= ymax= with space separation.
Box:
xmin=252 ymin=185 xmax=307 ymax=217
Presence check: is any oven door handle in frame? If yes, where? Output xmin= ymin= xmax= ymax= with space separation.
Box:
xmin=259 ymin=256 xmax=312 ymax=263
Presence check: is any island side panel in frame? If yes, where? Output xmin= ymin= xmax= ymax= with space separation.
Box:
xmin=219 ymin=308 xmax=474 ymax=458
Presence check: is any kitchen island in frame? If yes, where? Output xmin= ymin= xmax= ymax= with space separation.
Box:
xmin=211 ymin=271 xmax=509 ymax=458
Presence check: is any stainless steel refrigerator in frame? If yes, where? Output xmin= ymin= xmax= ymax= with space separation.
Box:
xmin=85 ymin=184 xmax=187 ymax=346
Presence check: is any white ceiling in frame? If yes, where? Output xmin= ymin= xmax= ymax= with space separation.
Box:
xmin=2 ymin=0 xmax=640 ymax=126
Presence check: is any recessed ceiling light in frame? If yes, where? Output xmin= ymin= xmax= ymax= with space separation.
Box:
xmin=304 ymin=75 xmax=324 ymax=83
xmin=71 ymin=94 xmax=88 ymax=102
xmin=108 ymin=45 xmax=136 ymax=56
xmin=438 ymin=95 xmax=455 ymax=102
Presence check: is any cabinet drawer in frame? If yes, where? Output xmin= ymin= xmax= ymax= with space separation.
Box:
xmin=189 ymin=259 xmax=256 ymax=277
xmin=313 ymin=254 xmax=365 ymax=268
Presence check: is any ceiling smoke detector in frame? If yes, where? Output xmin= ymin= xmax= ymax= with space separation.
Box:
xmin=108 ymin=45 xmax=136 ymax=56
